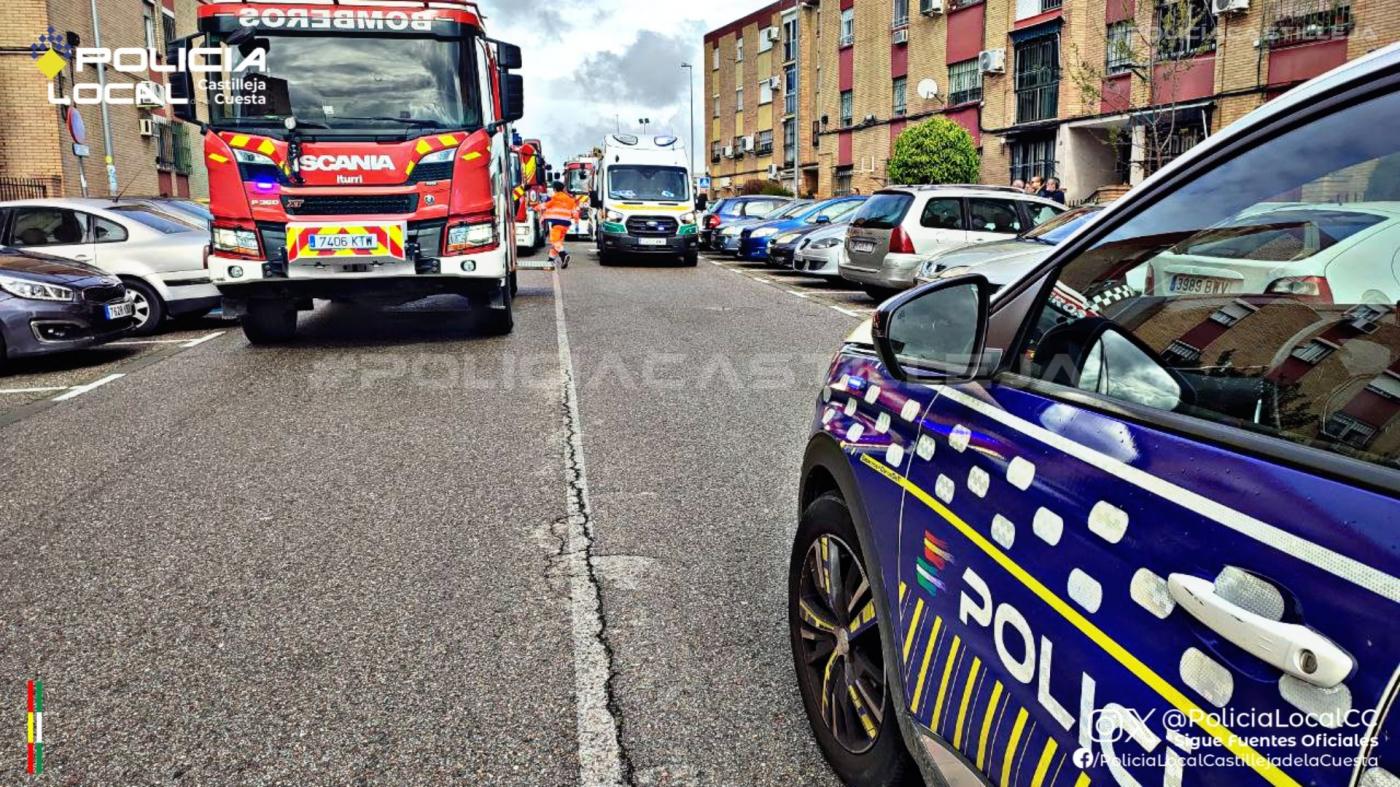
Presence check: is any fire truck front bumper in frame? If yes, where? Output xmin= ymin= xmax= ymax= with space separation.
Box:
xmin=208 ymin=244 xmax=510 ymax=302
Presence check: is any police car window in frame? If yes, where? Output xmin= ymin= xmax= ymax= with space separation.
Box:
xmin=968 ymin=198 xmax=1022 ymax=233
xmin=1023 ymin=91 xmax=1400 ymax=469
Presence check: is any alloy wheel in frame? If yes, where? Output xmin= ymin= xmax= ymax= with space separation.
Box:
xmin=130 ymin=290 xmax=151 ymax=329
xmin=796 ymin=535 xmax=886 ymax=754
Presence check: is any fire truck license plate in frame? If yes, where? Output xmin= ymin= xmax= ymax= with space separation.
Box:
xmin=287 ymin=223 xmax=406 ymax=263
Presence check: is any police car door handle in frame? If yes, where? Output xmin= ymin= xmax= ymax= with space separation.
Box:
xmin=1167 ymin=574 xmax=1353 ymax=688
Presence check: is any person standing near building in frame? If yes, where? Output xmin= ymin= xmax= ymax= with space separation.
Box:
xmin=1012 ymin=178 xmax=1026 ymax=191
xmin=1041 ymin=176 xmax=1066 ymax=204
xmin=1027 ymin=175 xmax=1045 ymax=195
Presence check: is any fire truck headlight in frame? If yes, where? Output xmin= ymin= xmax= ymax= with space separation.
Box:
xmin=233 ymin=149 xmax=277 ymax=167
xmin=446 ymin=221 xmax=496 ymax=253
xmin=212 ymin=227 xmax=261 ymax=258
xmin=419 ymin=148 xmax=457 ymax=165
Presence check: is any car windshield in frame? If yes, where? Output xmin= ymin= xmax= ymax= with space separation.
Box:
xmin=208 ymin=33 xmax=482 ymax=134
xmin=764 ymin=201 xmax=810 ymax=219
xmin=1023 ymin=206 xmax=1103 ymax=244
xmin=106 ymin=206 xmax=201 ymax=234
xmin=1170 ymin=208 xmax=1386 ymax=261
xmin=803 ymin=199 xmax=862 ymax=224
xmin=852 ymin=193 xmax=913 ymax=229
xmin=608 ymin=166 xmax=689 ymax=201
xmin=565 ymin=168 xmax=593 ymax=194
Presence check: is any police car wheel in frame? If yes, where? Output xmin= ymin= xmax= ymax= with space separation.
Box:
xmin=789 ymin=493 xmax=919 ymax=787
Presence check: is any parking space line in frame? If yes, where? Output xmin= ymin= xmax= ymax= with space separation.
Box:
xmin=51 ymin=374 xmax=124 ymax=402
xmin=181 ymin=331 xmax=226 ymax=349
xmin=0 ymin=386 xmax=71 ymax=395
xmin=832 ymin=306 xmax=864 ymax=318
xmin=111 ymin=339 xmax=191 ymax=346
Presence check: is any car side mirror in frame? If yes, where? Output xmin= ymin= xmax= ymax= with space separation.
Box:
xmin=872 ymin=274 xmax=993 ymax=384
xmin=590 ymin=191 xmax=599 ymax=205
xmin=816 ymin=215 xmax=831 ymax=224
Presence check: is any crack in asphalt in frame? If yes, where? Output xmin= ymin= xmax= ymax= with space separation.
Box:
xmin=550 ymin=268 xmax=631 ymax=786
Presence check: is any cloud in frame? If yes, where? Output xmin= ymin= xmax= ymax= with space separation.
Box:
xmin=571 ymin=29 xmax=700 ymax=107
xmin=488 ymin=0 xmax=573 ymax=39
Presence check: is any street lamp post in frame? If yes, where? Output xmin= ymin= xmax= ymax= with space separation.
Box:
xmin=681 ymin=62 xmax=695 ymax=177
xmin=639 ymin=118 xmax=651 ymax=134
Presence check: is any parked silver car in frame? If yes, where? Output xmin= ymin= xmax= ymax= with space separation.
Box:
xmin=913 ymin=204 xmax=1106 ymax=285
xmin=790 ymin=220 xmax=851 ymax=278
xmin=0 ymin=198 xmax=218 ymax=334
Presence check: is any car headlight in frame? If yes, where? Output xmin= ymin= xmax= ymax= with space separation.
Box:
xmin=419 ymin=148 xmax=457 ymax=165
xmin=211 ymin=226 xmax=261 ymax=257
xmin=721 ymin=226 xmax=742 ymax=237
xmin=604 ymin=209 xmax=625 ymax=224
xmin=752 ymin=227 xmax=779 ymax=239
xmin=774 ymin=232 xmax=800 ymax=245
xmin=233 ymin=149 xmax=278 ymax=166
xmin=810 ymin=237 xmax=842 ymax=249
xmin=679 ymin=212 xmax=697 ymax=225
xmin=0 ymin=274 xmax=73 ymax=302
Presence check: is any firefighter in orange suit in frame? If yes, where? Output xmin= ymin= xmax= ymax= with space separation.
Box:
xmin=540 ymin=181 xmax=579 ymax=268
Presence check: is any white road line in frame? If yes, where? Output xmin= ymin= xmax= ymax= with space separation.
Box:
xmin=181 ymin=330 xmax=226 ymax=348
xmin=110 ymin=339 xmax=189 ymax=346
xmin=939 ymin=385 xmax=1400 ymax=604
xmin=832 ymin=306 xmax=864 ymax=318
xmin=552 ymin=269 xmax=625 ymax=787
xmin=51 ymin=373 xmax=124 ymax=402
xmin=787 ymin=290 xmax=811 ymax=299
xmin=0 ymin=386 xmax=70 ymax=395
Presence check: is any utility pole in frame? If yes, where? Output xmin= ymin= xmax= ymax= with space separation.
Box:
xmin=791 ymin=0 xmax=801 ymax=198
xmin=89 ymin=0 xmax=118 ymax=195
xmin=681 ymin=62 xmax=695 ymax=174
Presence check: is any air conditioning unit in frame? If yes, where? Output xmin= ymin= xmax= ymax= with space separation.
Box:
xmin=767 ymin=76 xmax=782 ymax=90
xmin=979 ymin=48 xmax=1006 ymax=74
xmin=139 ymin=117 xmax=156 ymax=137
xmin=742 ymin=135 xmax=755 ymax=152
xmin=723 ymin=145 xmax=735 ymax=158
xmin=134 ymin=81 xmax=163 ymax=109
xmin=768 ymin=164 xmax=780 ymax=178
xmin=920 ymin=0 xmax=944 ymax=15
xmin=765 ymin=27 xmax=782 ymax=43
xmin=892 ymin=28 xmax=909 ymax=45
xmin=863 ymin=114 xmax=878 ymax=125
xmin=1211 ymin=0 xmax=1248 ymax=14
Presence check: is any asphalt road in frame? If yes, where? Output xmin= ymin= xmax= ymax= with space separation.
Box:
xmin=1 ymin=242 xmax=877 ymax=785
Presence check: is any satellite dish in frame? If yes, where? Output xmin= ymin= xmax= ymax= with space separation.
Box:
xmin=917 ymin=79 xmax=940 ymax=100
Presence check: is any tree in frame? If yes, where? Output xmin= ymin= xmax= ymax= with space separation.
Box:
xmin=887 ymin=118 xmax=980 ymax=186
xmin=741 ymin=179 xmax=793 ymax=197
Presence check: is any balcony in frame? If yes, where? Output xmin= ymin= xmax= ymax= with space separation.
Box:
xmin=1265 ymin=0 xmax=1352 ymax=46
xmin=1015 ymin=84 xmax=1059 ymax=123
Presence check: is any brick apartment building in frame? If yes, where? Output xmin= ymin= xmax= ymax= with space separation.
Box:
xmin=704 ymin=0 xmax=1398 ymax=202
xmin=0 ymin=0 xmax=209 ymax=202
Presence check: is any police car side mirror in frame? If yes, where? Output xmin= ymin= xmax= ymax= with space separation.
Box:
xmin=872 ymin=274 xmax=993 ymax=384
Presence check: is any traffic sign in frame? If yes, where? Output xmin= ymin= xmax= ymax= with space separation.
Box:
xmin=72 ymin=143 xmax=90 ymax=158
xmin=66 ymin=107 xmax=86 ymax=145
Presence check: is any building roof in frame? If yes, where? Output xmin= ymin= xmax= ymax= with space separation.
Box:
xmin=704 ymin=1 xmax=788 ymax=44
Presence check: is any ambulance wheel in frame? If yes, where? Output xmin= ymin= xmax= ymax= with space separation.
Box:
xmin=241 ymin=301 xmax=297 ymax=345
xmin=683 ymin=251 xmax=698 ymax=267
xmin=598 ymin=250 xmax=614 ymax=266
xmin=789 ymin=493 xmax=920 ymax=787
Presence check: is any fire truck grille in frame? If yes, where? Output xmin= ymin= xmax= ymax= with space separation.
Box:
xmin=625 ymin=216 xmax=678 ymax=237
xmin=409 ymin=162 xmax=455 ymax=183
xmin=258 ymin=220 xmax=447 ymax=258
xmin=282 ymin=194 xmax=419 ymax=216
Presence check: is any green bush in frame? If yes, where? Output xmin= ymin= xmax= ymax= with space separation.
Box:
xmin=741 ymin=179 xmax=794 ymax=197
xmin=887 ymin=117 xmax=980 ymax=186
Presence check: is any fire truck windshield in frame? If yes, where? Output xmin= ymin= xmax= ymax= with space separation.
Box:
xmin=564 ymin=167 xmax=592 ymax=194
xmin=208 ymin=34 xmax=481 ymax=135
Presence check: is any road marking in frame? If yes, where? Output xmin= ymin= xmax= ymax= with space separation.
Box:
xmin=0 ymin=386 xmax=71 ymax=395
xmin=50 ymin=373 xmax=124 ymax=402
xmin=832 ymin=306 xmax=864 ymax=318
xmin=181 ymin=330 xmax=226 ymax=348
xmin=551 ymin=268 xmax=626 ymax=787
xmin=110 ymin=338 xmax=190 ymax=346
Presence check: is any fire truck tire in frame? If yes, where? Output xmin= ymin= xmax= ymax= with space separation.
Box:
xmin=509 ymin=271 xmax=519 ymax=297
xmin=241 ymin=301 xmax=298 ymax=345
xmin=479 ymin=286 xmax=514 ymax=336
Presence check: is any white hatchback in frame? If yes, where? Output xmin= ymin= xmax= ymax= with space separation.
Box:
xmin=0 ymin=198 xmax=218 ymax=335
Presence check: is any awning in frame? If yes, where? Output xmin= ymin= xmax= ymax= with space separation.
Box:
xmin=1009 ymin=17 xmax=1062 ymax=44
xmin=1128 ymin=100 xmax=1213 ymax=131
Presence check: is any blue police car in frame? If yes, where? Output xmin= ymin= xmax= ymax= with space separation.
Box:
xmin=790 ymin=44 xmax=1400 ymax=787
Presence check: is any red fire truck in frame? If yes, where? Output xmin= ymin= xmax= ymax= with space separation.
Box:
xmin=511 ymin=138 xmax=545 ymax=254
xmin=169 ymin=0 xmax=525 ymax=341
xmin=561 ymin=158 xmax=595 ymax=239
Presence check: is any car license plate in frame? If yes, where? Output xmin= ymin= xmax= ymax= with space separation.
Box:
xmin=104 ymin=301 xmax=134 ymax=320
xmin=851 ymin=240 xmax=876 ymax=253
xmin=639 ymin=237 xmax=667 ymax=247
xmin=1170 ymin=274 xmax=1233 ymax=295
xmin=309 ymin=234 xmax=376 ymax=251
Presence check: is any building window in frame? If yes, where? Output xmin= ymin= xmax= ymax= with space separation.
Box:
xmin=1292 ymin=338 xmax=1336 ymax=365
xmin=834 ymin=168 xmax=854 ymax=196
xmin=840 ymin=91 xmax=854 ymax=127
xmin=142 ymin=0 xmax=158 ymax=50
xmin=893 ymin=0 xmax=910 ymax=28
xmin=736 ymin=36 xmax=744 ymax=62
xmin=1156 ymin=0 xmax=1216 ymax=60
xmin=783 ymin=119 xmax=797 ymax=167
xmin=783 ymin=16 xmax=799 ymax=61
xmin=785 ymin=65 xmax=798 ymax=115
xmin=1009 ymin=133 xmax=1056 ymax=183
xmin=758 ymin=129 xmax=774 ymax=155
xmin=1041 ymin=0 xmax=1064 ymax=9
xmin=156 ymin=123 xmax=191 ymax=174
xmin=948 ymin=58 xmax=982 ymax=105
xmin=840 ymin=8 xmax=855 ymax=47
xmin=1209 ymin=300 xmax=1258 ymax=327
xmin=812 ymin=120 xmax=822 ymax=148
xmin=161 ymin=11 xmax=177 ymax=50
xmin=736 ymin=87 xmax=744 ymax=112
xmin=1014 ymin=34 xmax=1059 ymax=124
xmin=1144 ymin=123 xmax=1205 ymax=174
xmin=892 ymin=77 xmax=907 ymax=117
xmin=713 ymin=46 xmax=719 ymax=70
xmin=711 ymin=141 xmax=723 ymax=162
xmin=1266 ymin=0 xmax=1353 ymax=46
xmin=1106 ymin=21 xmax=1136 ymax=74
xmin=1322 ymin=412 xmax=1378 ymax=449
xmin=713 ymin=95 xmax=720 ymax=117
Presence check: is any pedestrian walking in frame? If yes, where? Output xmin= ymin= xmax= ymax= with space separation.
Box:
xmin=541 ymin=181 xmax=579 ymax=268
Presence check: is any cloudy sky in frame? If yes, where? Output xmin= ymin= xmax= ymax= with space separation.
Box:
xmin=485 ymin=0 xmax=759 ymax=171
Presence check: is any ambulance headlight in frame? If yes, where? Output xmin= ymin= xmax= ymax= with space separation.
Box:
xmin=604 ymin=209 xmax=625 ymax=224
xmin=679 ymin=212 xmax=697 ymax=225
xmin=419 ymin=148 xmax=457 ymax=165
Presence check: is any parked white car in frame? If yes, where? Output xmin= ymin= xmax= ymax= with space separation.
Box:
xmin=1145 ymin=201 xmax=1400 ymax=303
xmin=790 ymin=220 xmax=851 ymax=278
xmin=0 ymin=198 xmax=218 ymax=334
xmin=840 ymin=184 xmax=1066 ymax=297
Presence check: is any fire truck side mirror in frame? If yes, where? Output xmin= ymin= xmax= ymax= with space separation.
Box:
xmin=500 ymin=73 xmax=525 ymax=124
xmin=496 ymin=42 xmax=523 ymax=71
xmin=165 ymin=37 xmax=197 ymax=124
